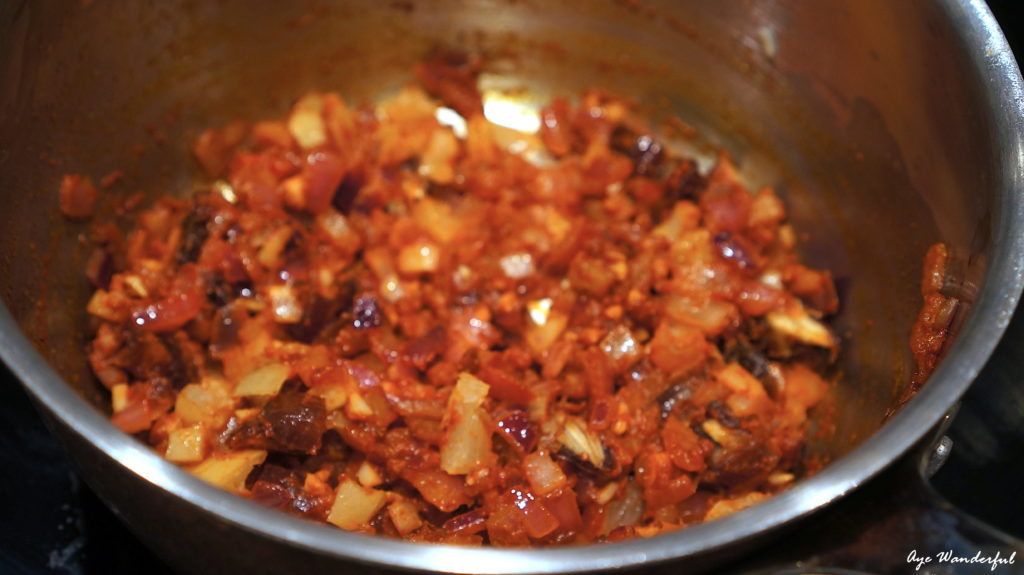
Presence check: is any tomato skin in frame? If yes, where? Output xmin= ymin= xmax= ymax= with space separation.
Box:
xmin=130 ymin=265 xmax=203 ymax=332
xmin=302 ymin=151 xmax=346 ymax=215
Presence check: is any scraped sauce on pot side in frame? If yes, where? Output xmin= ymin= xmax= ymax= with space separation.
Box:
xmin=70 ymin=53 xmax=933 ymax=545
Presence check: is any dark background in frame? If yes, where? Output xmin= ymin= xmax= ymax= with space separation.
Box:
xmin=1 ymin=1 xmax=1023 ymax=573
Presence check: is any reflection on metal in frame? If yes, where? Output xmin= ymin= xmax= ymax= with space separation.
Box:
xmin=925 ymin=435 xmax=955 ymax=478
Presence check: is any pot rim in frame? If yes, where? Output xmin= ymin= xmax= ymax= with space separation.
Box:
xmin=3 ymin=0 xmax=1023 ymax=572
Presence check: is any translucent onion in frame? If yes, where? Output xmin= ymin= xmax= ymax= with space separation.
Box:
xmin=602 ymin=482 xmax=644 ymax=535
xmin=288 ymin=93 xmax=327 ymax=150
xmin=387 ymin=499 xmax=424 ymax=535
xmin=268 ymin=285 xmax=303 ymax=324
xmin=599 ymin=325 xmax=640 ymax=374
xmin=234 ymin=363 xmax=291 ymax=397
xmin=398 ymin=240 xmax=441 ymax=274
xmin=523 ymin=451 xmax=567 ymax=497
xmin=440 ymin=373 xmax=494 ymax=475
xmin=165 ymin=425 xmax=207 ymax=463
xmin=499 ymin=253 xmax=535 ymax=279
xmin=188 ymin=449 xmax=267 ymax=494
xmin=327 ymin=479 xmax=388 ymax=531
xmin=704 ymin=492 xmax=769 ymax=522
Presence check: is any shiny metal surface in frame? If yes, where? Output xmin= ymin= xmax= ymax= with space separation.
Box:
xmin=0 ymin=0 xmax=1021 ymax=573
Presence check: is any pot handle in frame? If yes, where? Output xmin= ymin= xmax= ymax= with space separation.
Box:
xmin=743 ymin=410 xmax=1024 ymax=575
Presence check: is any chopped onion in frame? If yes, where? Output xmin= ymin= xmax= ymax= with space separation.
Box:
xmin=749 ymin=188 xmax=785 ymax=227
xmin=364 ymin=247 xmax=405 ymax=302
xmin=111 ymin=383 xmax=129 ymax=413
xmin=327 ymin=479 xmax=388 ymax=531
xmin=288 ymin=93 xmax=327 ymax=150
xmin=665 ymin=295 xmax=738 ymax=338
xmin=400 ymin=467 xmax=468 ymax=513
xmin=440 ymin=373 xmax=494 ymax=475
xmin=715 ymin=363 xmax=769 ymax=402
xmin=235 ymin=363 xmax=291 ymax=396
xmin=257 ymin=226 xmax=294 ymax=268
xmin=87 ymin=290 xmax=129 ymax=322
xmin=704 ymin=492 xmax=768 ymax=522
xmin=376 ymin=86 xmax=436 ymax=123
xmin=759 ymin=270 xmax=783 ymax=289
xmin=419 ymin=128 xmax=459 ymax=184
xmin=316 ymin=209 xmax=358 ymax=246
xmin=599 ymin=325 xmax=640 ymax=373
xmin=122 ymin=274 xmax=149 ymax=298
xmin=525 ymin=300 xmax=568 ymax=356
xmin=165 ymin=425 xmax=207 ymax=463
xmin=268 ymin=285 xmax=303 ymax=324
xmin=594 ymin=482 xmax=619 ymax=505
xmin=357 ymin=461 xmax=384 ymax=488
xmin=398 ymin=240 xmax=441 ymax=274
xmin=189 ymin=449 xmax=267 ymax=494
xmin=648 ymin=321 xmax=707 ymax=375
xmin=412 ymin=197 xmax=459 ymax=245
xmin=602 ymin=481 xmax=644 ymax=535
xmin=652 ymin=201 xmax=701 ymax=241
xmin=387 ymin=499 xmax=424 ymax=535
xmin=177 ymin=381 xmax=234 ymax=424
xmin=500 ymin=253 xmax=535 ymax=279
xmin=767 ymin=472 xmax=795 ymax=486
xmin=281 ymin=175 xmax=307 ymax=211
xmin=701 ymin=419 xmax=741 ymax=450
xmin=345 ymin=390 xmax=375 ymax=419
xmin=311 ymin=383 xmax=348 ymax=412
xmin=523 ymin=451 xmax=567 ymax=497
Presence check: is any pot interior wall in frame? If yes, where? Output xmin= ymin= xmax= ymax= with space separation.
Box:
xmin=0 ymin=0 xmax=994 ymax=464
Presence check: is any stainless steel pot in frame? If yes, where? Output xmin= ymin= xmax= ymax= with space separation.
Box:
xmin=0 ymin=1 xmax=1021 ymax=573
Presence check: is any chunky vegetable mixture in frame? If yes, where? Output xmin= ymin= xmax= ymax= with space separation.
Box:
xmin=79 ymin=53 xmax=842 ymax=544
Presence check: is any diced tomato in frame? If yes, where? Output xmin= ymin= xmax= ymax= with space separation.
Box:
xmin=130 ymin=265 xmax=203 ymax=332
xmin=661 ymin=417 xmax=709 ymax=472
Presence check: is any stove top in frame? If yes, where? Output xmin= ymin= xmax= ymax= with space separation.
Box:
xmin=1 ymin=2 xmax=1022 ymax=573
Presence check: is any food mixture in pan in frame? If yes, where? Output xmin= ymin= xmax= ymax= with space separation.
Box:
xmin=77 ymin=54 xmax=842 ymax=544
